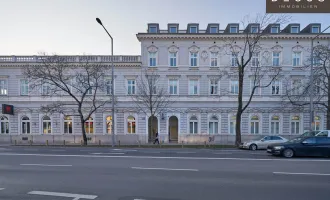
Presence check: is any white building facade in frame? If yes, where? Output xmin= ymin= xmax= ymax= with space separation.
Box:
xmin=0 ymin=22 xmax=330 ymax=145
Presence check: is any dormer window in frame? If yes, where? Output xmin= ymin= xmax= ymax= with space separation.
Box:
xmin=291 ymin=26 xmax=299 ymax=33
xmin=210 ymin=26 xmax=218 ymax=33
xmin=271 ymin=26 xmax=279 ymax=33
xmin=312 ymin=26 xmax=320 ymax=33
xmin=190 ymin=26 xmax=197 ymax=33
xmin=149 ymin=26 xmax=157 ymax=33
xmin=170 ymin=26 xmax=177 ymax=33
xmin=251 ymin=26 xmax=258 ymax=33
xmin=230 ymin=26 xmax=238 ymax=33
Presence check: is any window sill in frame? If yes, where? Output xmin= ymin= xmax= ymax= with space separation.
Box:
xmin=189 ymin=67 xmax=199 ymax=70
xmin=209 ymin=67 xmax=219 ymax=70
xmin=168 ymin=67 xmax=178 ymax=70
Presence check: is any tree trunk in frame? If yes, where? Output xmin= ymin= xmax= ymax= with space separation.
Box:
xmin=235 ymin=111 xmax=242 ymax=147
xmin=150 ymin=114 xmax=154 ymax=141
xmin=327 ymin=80 xmax=330 ymax=130
xmin=78 ymin=106 xmax=87 ymax=145
xmin=235 ymin=66 xmax=244 ymax=146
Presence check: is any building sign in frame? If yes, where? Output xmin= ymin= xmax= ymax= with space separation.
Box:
xmin=2 ymin=104 xmax=14 ymax=115
xmin=266 ymin=0 xmax=330 ymax=13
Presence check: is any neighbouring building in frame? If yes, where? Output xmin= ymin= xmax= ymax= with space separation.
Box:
xmin=1 ymin=22 xmax=330 ymax=145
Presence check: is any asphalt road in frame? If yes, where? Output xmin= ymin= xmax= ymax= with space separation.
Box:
xmin=0 ymin=146 xmax=330 ymax=200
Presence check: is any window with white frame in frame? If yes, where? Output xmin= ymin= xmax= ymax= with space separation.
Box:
xmin=313 ymin=57 xmax=320 ymax=66
xmin=229 ymin=115 xmax=236 ymax=134
xmin=210 ymin=79 xmax=218 ymax=95
xmin=209 ymin=116 xmax=218 ymax=134
xmin=230 ymin=80 xmax=239 ymax=94
xmin=169 ymin=52 xmax=177 ymax=67
xmin=271 ymin=80 xmax=281 ymax=95
xmin=21 ymin=116 xmax=31 ymax=134
xmin=313 ymin=116 xmax=321 ymax=131
xmin=292 ymin=52 xmax=302 ymax=66
xmin=312 ymin=26 xmax=320 ymax=33
xmin=271 ymin=26 xmax=279 ymax=33
xmin=42 ymin=116 xmax=51 ymax=134
xmin=106 ymin=116 xmax=112 ymax=134
xmin=127 ymin=79 xmax=136 ymax=95
xmin=0 ymin=80 xmax=8 ymax=95
xmin=250 ymin=79 xmax=261 ymax=95
xmin=105 ymin=79 xmax=112 ymax=95
xmin=292 ymin=79 xmax=302 ymax=95
xmin=270 ymin=116 xmax=280 ymax=135
xmin=190 ymin=52 xmax=198 ymax=67
xmin=169 ymin=79 xmax=178 ymax=95
xmin=291 ymin=26 xmax=299 ymax=33
xmin=189 ymin=79 xmax=198 ymax=95
xmin=250 ymin=115 xmax=260 ymax=134
xmin=0 ymin=116 xmax=9 ymax=134
xmin=87 ymin=81 xmax=93 ymax=95
xmin=20 ymin=79 xmax=29 ymax=96
xmin=190 ymin=26 xmax=197 ymax=33
xmin=149 ymin=52 xmax=157 ymax=67
xmin=272 ymin=52 xmax=280 ymax=66
xmin=291 ymin=116 xmax=300 ymax=134
xmin=189 ymin=116 xmax=198 ymax=134
xmin=315 ymin=79 xmax=322 ymax=94
xmin=127 ymin=116 xmax=136 ymax=134
xmin=41 ymin=82 xmax=51 ymax=96
xmin=147 ymin=77 xmax=157 ymax=95
xmin=230 ymin=26 xmax=238 ymax=33
xmin=251 ymin=26 xmax=258 ymax=33
xmin=251 ymin=52 xmax=260 ymax=67
xmin=231 ymin=52 xmax=239 ymax=67
xmin=210 ymin=52 xmax=218 ymax=67
xmin=85 ymin=117 xmax=94 ymax=134
xmin=64 ymin=116 xmax=73 ymax=134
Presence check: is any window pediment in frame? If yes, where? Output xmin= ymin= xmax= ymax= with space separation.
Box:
xmin=168 ymin=45 xmax=179 ymax=53
xmin=271 ymin=45 xmax=283 ymax=53
xmin=147 ymin=45 xmax=158 ymax=53
xmin=224 ymin=44 xmax=241 ymax=54
xmin=189 ymin=45 xmax=200 ymax=53
xmin=209 ymin=45 xmax=221 ymax=53
xmin=292 ymin=45 xmax=304 ymax=53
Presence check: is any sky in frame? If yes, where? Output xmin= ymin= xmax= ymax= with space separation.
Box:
xmin=0 ymin=0 xmax=329 ymax=56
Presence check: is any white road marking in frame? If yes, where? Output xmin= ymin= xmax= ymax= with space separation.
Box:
xmin=51 ymin=150 xmax=66 ymax=152
xmin=1 ymin=153 xmax=330 ymax=162
xmin=24 ymin=149 xmax=39 ymax=151
xmin=213 ymin=152 xmax=233 ymax=155
xmin=91 ymin=153 xmax=125 ymax=155
xmin=20 ymin=164 xmax=72 ymax=167
xmin=28 ymin=191 xmax=97 ymax=199
xmin=0 ymin=188 xmax=4 ymax=191
xmin=79 ymin=150 xmax=95 ymax=152
xmin=176 ymin=152 xmax=196 ymax=154
xmin=0 ymin=148 xmax=11 ymax=151
xmin=273 ymin=172 xmax=330 ymax=176
xmin=112 ymin=149 xmax=137 ymax=152
xmin=132 ymin=167 xmax=199 ymax=171
xmin=143 ymin=152 xmax=161 ymax=154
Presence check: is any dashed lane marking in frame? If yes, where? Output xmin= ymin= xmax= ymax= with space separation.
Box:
xmin=131 ymin=167 xmax=199 ymax=171
xmin=28 ymin=191 xmax=97 ymax=199
xmin=90 ymin=153 xmax=125 ymax=155
xmin=20 ymin=164 xmax=72 ymax=167
xmin=0 ymin=188 xmax=4 ymax=191
xmin=273 ymin=172 xmax=330 ymax=176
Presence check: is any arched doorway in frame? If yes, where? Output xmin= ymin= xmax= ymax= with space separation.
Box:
xmin=169 ymin=116 xmax=178 ymax=143
xmin=148 ymin=116 xmax=158 ymax=142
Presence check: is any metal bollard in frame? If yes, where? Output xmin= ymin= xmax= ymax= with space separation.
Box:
xmin=118 ymin=140 xmax=121 ymax=146
xmin=46 ymin=140 xmax=48 ymax=146
xmin=181 ymin=141 xmax=184 ymax=148
xmin=138 ymin=140 xmax=141 ymax=148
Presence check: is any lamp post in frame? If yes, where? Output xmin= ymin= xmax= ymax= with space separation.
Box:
xmin=96 ymin=18 xmax=115 ymax=147
xmin=309 ymin=25 xmax=330 ymax=132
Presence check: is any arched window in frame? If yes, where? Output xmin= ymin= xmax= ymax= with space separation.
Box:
xmin=313 ymin=116 xmax=321 ymax=131
xmin=189 ymin=116 xmax=198 ymax=134
xmin=127 ymin=116 xmax=136 ymax=134
xmin=21 ymin=116 xmax=31 ymax=134
xmin=270 ymin=116 xmax=280 ymax=135
xmin=42 ymin=116 xmax=51 ymax=134
xmin=291 ymin=116 xmax=300 ymax=134
xmin=229 ymin=115 xmax=236 ymax=134
xmin=250 ymin=115 xmax=259 ymax=134
xmin=106 ymin=116 xmax=112 ymax=134
xmin=64 ymin=116 xmax=73 ymax=134
xmin=85 ymin=117 xmax=94 ymax=134
xmin=0 ymin=116 xmax=9 ymax=134
xmin=209 ymin=116 xmax=218 ymax=134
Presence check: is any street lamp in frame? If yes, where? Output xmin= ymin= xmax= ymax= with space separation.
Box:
xmin=96 ymin=17 xmax=116 ymax=147
xmin=309 ymin=25 xmax=330 ymax=132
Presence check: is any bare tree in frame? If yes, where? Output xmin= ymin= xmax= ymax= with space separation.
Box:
xmin=23 ymin=53 xmax=113 ymax=145
xmin=220 ymin=14 xmax=290 ymax=146
xmin=130 ymin=68 xmax=173 ymax=142
xmin=284 ymin=44 xmax=330 ymax=129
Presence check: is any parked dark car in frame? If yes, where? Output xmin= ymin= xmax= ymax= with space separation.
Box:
xmin=267 ymin=136 xmax=330 ymax=158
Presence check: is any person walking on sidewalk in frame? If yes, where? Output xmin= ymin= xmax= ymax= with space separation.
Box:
xmin=153 ymin=132 xmax=160 ymax=144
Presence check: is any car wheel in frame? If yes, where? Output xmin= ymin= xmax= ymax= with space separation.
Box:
xmin=283 ymin=149 xmax=294 ymax=158
xmin=249 ymin=144 xmax=257 ymax=151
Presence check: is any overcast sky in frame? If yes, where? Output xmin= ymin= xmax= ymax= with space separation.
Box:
xmin=0 ymin=0 xmax=329 ymax=56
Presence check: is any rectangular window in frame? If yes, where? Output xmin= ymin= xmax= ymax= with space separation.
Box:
xmin=0 ymin=80 xmax=8 ymax=95
xmin=231 ymin=52 xmax=238 ymax=67
xmin=251 ymin=79 xmax=261 ymax=95
xmin=230 ymin=80 xmax=239 ymax=94
xmin=271 ymin=122 xmax=280 ymax=134
xmin=210 ymin=80 xmax=218 ymax=95
xmin=105 ymin=79 xmax=112 ymax=95
xmin=312 ymin=26 xmax=320 ymax=33
xmin=169 ymin=79 xmax=178 ymax=95
xmin=149 ymin=52 xmax=157 ymax=67
xmin=293 ymin=52 xmax=301 ymax=66
xmin=230 ymin=121 xmax=236 ymax=134
xmin=190 ymin=52 xmax=198 ymax=67
xmin=230 ymin=26 xmax=238 ymax=33
xmin=271 ymin=26 xmax=279 ymax=33
xmin=20 ymin=79 xmax=29 ymax=96
xmin=41 ymin=83 xmax=51 ymax=95
xmin=190 ymin=26 xmax=197 ymax=33
xmin=250 ymin=121 xmax=259 ymax=134
xmin=189 ymin=79 xmax=198 ymax=95
xmin=210 ymin=26 xmax=218 ymax=33
xmin=169 ymin=26 xmax=177 ymax=33
xmin=210 ymin=52 xmax=218 ymax=67
xmin=251 ymin=53 xmax=259 ymax=67
xmin=292 ymin=79 xmax=302 ymax=95
xmin=87 ymin=81 xmax=93 ymax=95
xmin=169 ymin=52 xmax=177 ymax=67
xmin=315 ymin=80 xmax=322 ymax=94
xmin=127 ymin=79 xmax=136 ymax=95
xmin=271 ymin=80 xmax=280 ymax=95
xmin=291 ymin=121 xmax=300 ymax=134
xmin=313 ymin=57 xmax=320 ymax=65
xmin=251 ymin=26 xmax=258 ymax=33
xmin=291 ymin=26 xmax=299 ymax=33
xmin=272 ymin=52 xmax=280 ymax=66
xmin=147 ymin=78 xmax=157 ymax=95
xmin=149 ymin=26 xmax=157 ymax=33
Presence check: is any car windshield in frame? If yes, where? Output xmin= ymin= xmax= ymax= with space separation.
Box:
xmin=301 ymin=131 xmax=319 ymax=137
xmin=287 ymin=137 xmax=304 ymax=143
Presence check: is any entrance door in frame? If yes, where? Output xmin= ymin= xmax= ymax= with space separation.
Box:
xmin=148 ymin=116 xmax=158 ymax=142
xmin=169 ymin=116 xmax=178 ymax=143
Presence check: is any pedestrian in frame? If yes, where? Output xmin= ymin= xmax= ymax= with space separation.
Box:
xmin=153 ymin=132 xmax=160 ymax=144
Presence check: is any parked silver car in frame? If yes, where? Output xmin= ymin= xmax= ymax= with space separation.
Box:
xmin=240 ymin=136 xmax=288 ymax=151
